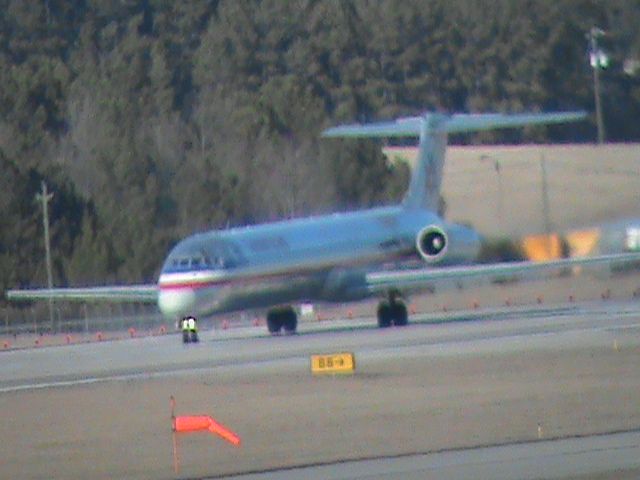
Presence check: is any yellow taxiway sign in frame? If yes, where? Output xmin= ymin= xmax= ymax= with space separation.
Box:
xmin=310 ymin=352 xmax=355 ymax=374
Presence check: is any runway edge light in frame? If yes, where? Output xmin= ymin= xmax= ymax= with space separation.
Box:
xmin=310 ymin=352 xmax=355 ymax=375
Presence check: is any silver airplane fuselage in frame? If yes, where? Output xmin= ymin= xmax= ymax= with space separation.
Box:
xmin=157 ymin=205 xmax=479 ymax=318
xmin=5 ymin=110 xmax=594 ymax=332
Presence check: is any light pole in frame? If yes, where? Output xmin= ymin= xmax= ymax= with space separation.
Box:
xmin=587 ymin=27 xmax=608 ymax=144
xmin=480 ymin=154 xmax=503 ymax=231
xmin=539 ymin=154 xmax=551 ymax=237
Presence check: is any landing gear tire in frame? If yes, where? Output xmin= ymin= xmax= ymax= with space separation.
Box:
xmin=267 ymin=311 xmax=282 ymax=334
xmin=190 ymin=331 xmax=199 ymax=343
xmin=392 ymin=302 xmax=408 ymax=326
xmin=266 ymin=306 xmax=298 ymax=335
xmin=182 ymin=331 xmax=190 ymax=343
xmin=377 ymin=300 xmax=408 ymax=328
xmin=282 ymin=309 xmax=298 ymax=334
xmin=377 ymin=302 xmax=392 ymax=328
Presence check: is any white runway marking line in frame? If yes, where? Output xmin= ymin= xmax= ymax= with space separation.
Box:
xmin=0 ymin=356 xmax=304 ymax=394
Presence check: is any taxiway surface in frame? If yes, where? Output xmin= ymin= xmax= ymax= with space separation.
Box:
xmin=2 ymin=301 xmax=640 ymax=479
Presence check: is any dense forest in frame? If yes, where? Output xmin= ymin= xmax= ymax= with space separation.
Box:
xmin=2 ymin=0 xmax=640 ymax=296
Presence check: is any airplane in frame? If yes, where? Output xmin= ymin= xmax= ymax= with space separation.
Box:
xmin=8 ymin=111 xmax=640 ymax=335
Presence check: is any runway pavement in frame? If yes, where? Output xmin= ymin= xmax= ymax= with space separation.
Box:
xmin=230 ymin=431 xmax=640 ymax=480
xmin=2 ymin=300 xmax=640 ymax=479
xmin=2 ymin=300 xmax=640 ymax=392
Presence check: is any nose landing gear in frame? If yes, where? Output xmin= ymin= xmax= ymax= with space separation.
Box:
xmin=181 ymin=316 xmax=199 ymax=343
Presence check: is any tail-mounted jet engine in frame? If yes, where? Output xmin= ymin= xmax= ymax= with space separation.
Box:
xmin=416 ymin=225 xmax=448 ymax=262
xmin=416 ymin=224 xmax=481 ymax=265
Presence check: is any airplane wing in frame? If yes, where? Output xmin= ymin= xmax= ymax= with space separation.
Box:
xmin=364 ymin=253 xmax=640 ymax=295
xmin=5 ymin=285 xmax=159 ymax=303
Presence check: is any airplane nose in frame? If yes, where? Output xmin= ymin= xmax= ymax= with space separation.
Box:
xmin=158 ymin=288 xmax=197 ymax=318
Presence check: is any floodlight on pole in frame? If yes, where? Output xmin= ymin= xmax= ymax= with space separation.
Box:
xmin=587 ymin=27 xmax=608 ymax=144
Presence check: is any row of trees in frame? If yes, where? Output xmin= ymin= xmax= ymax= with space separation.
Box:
xmin=1 ymin=0 xmax=639 ymax=296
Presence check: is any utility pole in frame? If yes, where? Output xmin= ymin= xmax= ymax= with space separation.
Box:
xmin=36 ymin=181 xmax=55 ymax=332
xmin=588 ymin=27 xmax=608 ymax=144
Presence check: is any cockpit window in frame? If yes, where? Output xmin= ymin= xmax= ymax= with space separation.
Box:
xmin=168 ymin=250 xmax=232 ymax=272
xmin=164 ymin=240 xmax=244 ymax=273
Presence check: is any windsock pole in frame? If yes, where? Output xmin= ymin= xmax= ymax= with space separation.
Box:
xmin=170 ymin=396 xmax=180 ymax=474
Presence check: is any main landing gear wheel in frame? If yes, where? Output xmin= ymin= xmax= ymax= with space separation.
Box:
xmin=266 ymin=306 xmax=298 ymax=335
xmin=377 ymin=300 xmax=408 ymax=328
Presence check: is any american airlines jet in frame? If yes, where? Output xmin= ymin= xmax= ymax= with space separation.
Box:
xmin=8 ymin=111 xmax=640 ymax=334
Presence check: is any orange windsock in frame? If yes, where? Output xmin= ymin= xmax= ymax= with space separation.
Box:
xmin=172 ymin=415 xmax=241 ymax=446
xmin=207 ymin=417 xmax=241 ymax=446
xmin=170 ymin=396 xmax=241 ymax=447
xmin=173 ymin=415 xmax=212 ymax=433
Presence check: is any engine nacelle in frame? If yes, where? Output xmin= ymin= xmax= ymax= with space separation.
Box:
xmin=416 ymin=225 xmax=448 ymax=263
xmin=416 ymin=223 xmax=481 ymax=265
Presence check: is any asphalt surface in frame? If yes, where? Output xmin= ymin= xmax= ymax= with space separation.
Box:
xmin=2 ymin=301 xmax=639 ymax=392
xmin=2 ymin=300 xmax=640 ymax=479
xmin=229 ymin=431 xmax=640 ymax=480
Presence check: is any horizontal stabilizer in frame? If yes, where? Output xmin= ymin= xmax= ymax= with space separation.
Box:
xmin=323 ymin=117 xmax=424 ymax=138
xmin=322 ymin=111 xmax=587 ymax=138
xmin=323 ymin=109 xmax=587 ymax=211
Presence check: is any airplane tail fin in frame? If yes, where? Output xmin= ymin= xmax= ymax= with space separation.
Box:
xmin=322 ymin=111 xmax=586 ymax=211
